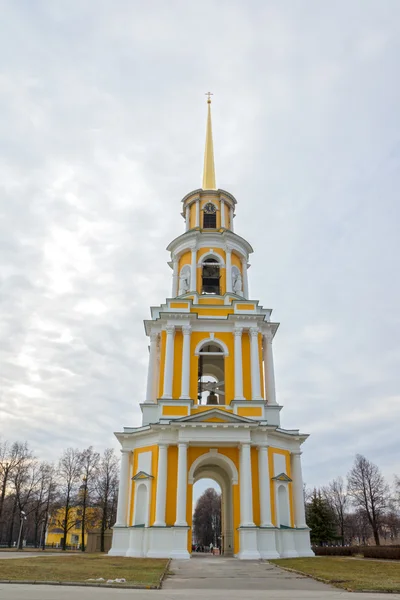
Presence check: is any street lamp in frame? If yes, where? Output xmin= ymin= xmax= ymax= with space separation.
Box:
xmin=16 ymin=511 xmax=26 ymax=550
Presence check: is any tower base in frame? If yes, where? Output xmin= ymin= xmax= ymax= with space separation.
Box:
xmin=109 ymin=526 xmax=190 ymax=559
xmin=109 ymin=525 xmax=313 ymax=560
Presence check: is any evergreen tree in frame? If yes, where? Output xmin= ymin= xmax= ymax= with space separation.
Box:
xmin=306 ymin=488 xmax=337 ymax=545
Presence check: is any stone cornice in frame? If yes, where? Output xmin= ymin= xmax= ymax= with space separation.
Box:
xmin=166 ymin=229 xmax=253 ymax=257
xmin=180 ymin=188 xmax=237 ymax=206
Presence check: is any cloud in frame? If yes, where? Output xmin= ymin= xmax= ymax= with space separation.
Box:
xmin=0 ymin=0 xmax=399 ymax=492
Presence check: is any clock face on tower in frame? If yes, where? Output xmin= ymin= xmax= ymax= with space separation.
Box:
xmin=204 ymin=202 xmax=217 ymax=214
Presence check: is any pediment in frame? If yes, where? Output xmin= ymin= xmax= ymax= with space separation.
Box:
xmin=272 ymin=472 xmax=292 ymax=482
xmin=132 ymin=470 xmax=153 ymax=481
xmin=176 ymin=409 xmax=255 ymax=424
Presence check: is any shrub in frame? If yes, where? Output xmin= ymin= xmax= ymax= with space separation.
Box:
xmin=363 ymin=546 xmax=400 ymax=560
xmin=313 ymin=546 xmax=355 ymax=556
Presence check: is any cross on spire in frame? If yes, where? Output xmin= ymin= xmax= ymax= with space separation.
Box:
xmin=205 ymin=91 xmax=213 ymax=104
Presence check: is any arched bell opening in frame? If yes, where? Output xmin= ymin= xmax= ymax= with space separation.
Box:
xmin=202 ymin=258 xmax=220 ymax=295
xmin=197 ymin=342 xmax=226 ymax=405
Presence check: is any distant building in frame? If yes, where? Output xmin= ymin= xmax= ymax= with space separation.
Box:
xmin=46 ymin=506 xmax=101 ymax=548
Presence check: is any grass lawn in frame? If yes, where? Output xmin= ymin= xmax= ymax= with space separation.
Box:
xmin=0 ymin=554 xmax=168 ymax=587
xmin=271 ymin=557 xmax=400 ymax=592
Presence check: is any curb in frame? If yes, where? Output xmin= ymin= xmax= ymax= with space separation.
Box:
xmin=0 ymin=579 xmax=160 ymax=590
xmin=159 ymin=558 xmax=171 ymax=588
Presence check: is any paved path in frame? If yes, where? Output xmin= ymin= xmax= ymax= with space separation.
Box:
xmin=165 ymin=555 xmax=332 ymax=591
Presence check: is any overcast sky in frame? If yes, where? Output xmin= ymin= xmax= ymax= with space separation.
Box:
xmin=1 ymin=0 xmax=399 ymax=496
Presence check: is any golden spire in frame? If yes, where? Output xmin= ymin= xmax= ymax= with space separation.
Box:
xmin=202 ymin=92 xmax=216 ymax=190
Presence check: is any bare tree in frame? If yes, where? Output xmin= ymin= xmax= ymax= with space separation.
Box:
xmin=57 ymin=448 xmax=83 ymax=550
xmin=94 ymin=448 xmax=119 ymax=552
xmin=0 ymin=441 xmax=31 ymax=525
xmin=13 ymin=455 xmax=42 ymax=549
xmin=347 ymin=454 xmax=389 ymax=545
xmin=323 ymin=477 xmax=349 ymax=545
xmin=29 ymin=463 xmax=58 ymax=548
xmin=193 ymin=488 xmax=221 ymax=548
xmin=78 ymin=446 xmax=100 ymax=551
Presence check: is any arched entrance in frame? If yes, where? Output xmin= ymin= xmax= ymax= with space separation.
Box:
xmin=192 ymin=478 xmax=222 ymax=551
xmin=188 ymin=450 xmax=237 ymax=556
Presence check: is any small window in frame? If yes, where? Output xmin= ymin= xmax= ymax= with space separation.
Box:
xmin=203 ymin=202 xmax=217 ymax=228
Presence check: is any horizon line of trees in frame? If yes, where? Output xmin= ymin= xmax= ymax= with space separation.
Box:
xmin=0 ymin=440 xmax=120 ymax=552
xmin=306 ymin=454 xmax=400 ymax=547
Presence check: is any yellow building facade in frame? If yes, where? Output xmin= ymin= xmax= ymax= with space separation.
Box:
xmin=109 ymin=99 xmax=314 ymax=559
xmin=46 ymin=507 xmax=100 ymax=548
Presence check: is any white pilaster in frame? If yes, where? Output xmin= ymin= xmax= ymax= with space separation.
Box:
xmin=234 ymin=327 xmax=245 ymax=400
xmin=241 ymin=257 xmax=249 ymax=298
xmin=172 ymin=258 xmax=179 ymax=297
xmin=115 ymin=450 xmax=131 ymax=526
xmin=226 ymin=247 xmax=232 ymax=293
xmin=263 ymin=331 xmax=277 ymax=405
xmin=230 ymin=206 xmax=234 ymax=231
xmin=195 ymin=199 xmax=200 ymax=227
xmin=239 ymin=443 xmax=254 ymax=526
xmin=180 ymin=326 xmax=191 ymax=399
xmin=154 ymin=444 xmax=168 ymax=526
xmin=162 ymin=325 xmax=175 ymax=399
xmin=221 ymin=198 xmax=225 ymax=228
xmin=185 ymin=205 xmax=190 ymax=231
xmin=175 ymin=443 xmax=188 ymax=526
xmin=291 ymin=452 xmax=307 ymax=528
xmin=146 ymin=332 xmax=158 ymax=402
xmin=258 ymin=445 xmax=273 ymax=527
xmin=249 ymin=327 xmax=262 ymax=400
xmin=190 ymin=248 xmax=197 ymax=291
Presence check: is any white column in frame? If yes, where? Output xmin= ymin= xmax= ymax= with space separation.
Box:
xmin=175 ymin=442 xmax=188 ymax=526
xmin=185 ymin=205 xmax=190 ymax=231
xmin=258 ymin=445 xmax=273 ymax=526
xmin=162 ymin=325 xmax=175 ymax=399
xmin=226 ymin=247 xmax=232 ymax=293
xmin=195 ymin=199 xmax=200 ymax=227
xmin=180 ymin=326 xmax=191 ymax=399
xmin=190 ymin=248 xmax=197 ymax=292
xmin=249 ymin=327 xmax=262 ymax=400
xmin=221 ymin=199 xmax=225 ymax=228
xmin=239 ymin=443 xmax=254 ymax=526
xmin=230 ymin=206 xmax=234 ymax=231
xmin=146 ymin=332 xmax=158 ymax=402
xmin=154 ymin=444 xmax=168 ymax=526
xmin=234 ymin=327 xmax=245 ymax=400
xmin=115 ymin=450 xmax=131 ymax=526
xmin=291 ymin=452 xmax=307 ymax=528
xmin=241 ymin=258 xmax=249 ymax=298
xmin=172 ymin=258 xmax=179 ymax=297
xmin=263 ymin=331 xmax=277 ymax=405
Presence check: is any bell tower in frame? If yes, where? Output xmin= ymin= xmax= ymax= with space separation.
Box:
xmin=109 ymin=98 xmax=314 ymax=560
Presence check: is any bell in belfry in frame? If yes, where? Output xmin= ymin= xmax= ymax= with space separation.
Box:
xmin=206 ymin=392 xmax=219 ymax=405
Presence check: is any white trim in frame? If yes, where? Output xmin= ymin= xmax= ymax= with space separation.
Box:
xmin=175 ymin=442 xmax=188 ymax=526
xmin=200 ymin=200 xmax=219 ymax=211
xmin=194 ymin=336 xmax=229 ymax=356
xmin=198 ymin=251 xmax=225 ymax=266
xmin=188 ymin=449 xmax=239 ymax=485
